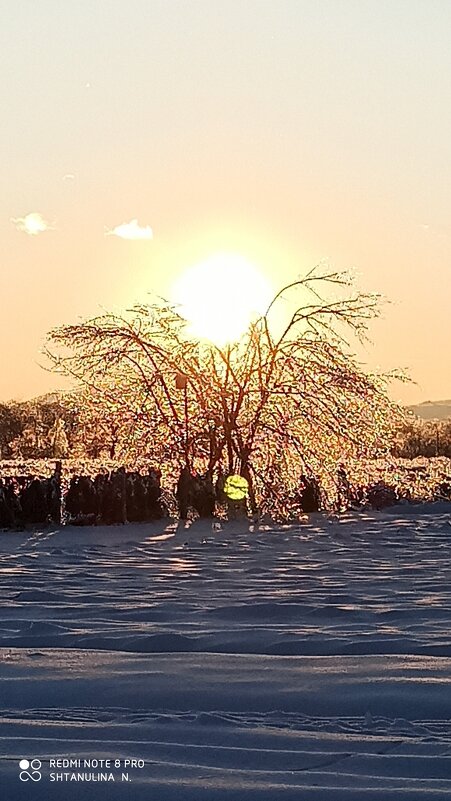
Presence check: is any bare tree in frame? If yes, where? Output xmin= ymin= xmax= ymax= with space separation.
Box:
xmin=44 ymin=267 xmax=405 ymax=512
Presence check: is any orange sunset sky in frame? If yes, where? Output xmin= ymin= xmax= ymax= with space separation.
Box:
xmin=1 ymin=0 xmax=450 ymax=404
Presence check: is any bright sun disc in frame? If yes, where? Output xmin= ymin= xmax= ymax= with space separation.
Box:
xmin=172 ymin=253 xmax=272 ymax=345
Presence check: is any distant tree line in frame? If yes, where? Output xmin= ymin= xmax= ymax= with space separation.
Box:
xmin=0 ymin=391 xmax=134 ymax=462
xmin=2 ymin=395 xmax=450 ymax=465
xmin=392 ymin=416 xmax=451 ymax=459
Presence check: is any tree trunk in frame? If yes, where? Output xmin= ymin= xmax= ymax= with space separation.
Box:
xmin=240 ymin=462 xmax=258 ymax=514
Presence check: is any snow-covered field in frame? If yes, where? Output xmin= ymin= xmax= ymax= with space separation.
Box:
xmin=1 ymin=507 xmax=451 ymax=798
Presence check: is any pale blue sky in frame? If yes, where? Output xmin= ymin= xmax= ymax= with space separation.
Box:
xmin=1 ymin=0 xmax=450 ymax=401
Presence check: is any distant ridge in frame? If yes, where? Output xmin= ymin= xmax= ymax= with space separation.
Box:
xmin=409 ymin=399 xmax=451 ymax=420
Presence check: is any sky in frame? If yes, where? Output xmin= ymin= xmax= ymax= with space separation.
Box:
xmin=1 ymin=0 xmax=450 ymax=404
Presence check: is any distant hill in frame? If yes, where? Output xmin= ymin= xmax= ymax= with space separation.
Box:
xmin=410 ymin=400 xmax=451 ymax=420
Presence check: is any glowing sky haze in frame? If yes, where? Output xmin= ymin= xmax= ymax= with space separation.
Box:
xmin=1 ymin=0 xmax=450 ymax=402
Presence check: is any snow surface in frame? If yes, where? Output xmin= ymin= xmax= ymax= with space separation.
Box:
xmin=1 ymin=508 xmax=451 ymax=798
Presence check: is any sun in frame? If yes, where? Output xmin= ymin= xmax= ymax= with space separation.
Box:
xmin=172 ymin=253 xmax=273 ymax=346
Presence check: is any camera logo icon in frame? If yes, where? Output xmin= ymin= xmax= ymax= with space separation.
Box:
xmin=19 ymin=759 xmax=42 ymax=781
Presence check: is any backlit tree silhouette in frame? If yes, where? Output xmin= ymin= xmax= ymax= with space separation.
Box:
xmin=45 ymin=267 xmax=405 ymax=513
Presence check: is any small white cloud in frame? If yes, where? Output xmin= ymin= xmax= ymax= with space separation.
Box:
xmin=11 ymin=212 xmax=54 ymax=235
xmin=106 ymin=219 xmax=153 ymax=241
xmin=63 ymin=173 xmax=75 ymax=181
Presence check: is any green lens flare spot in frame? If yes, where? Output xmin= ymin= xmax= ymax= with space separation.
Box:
xmin=224 ymin=475 xmax=249 ymax=501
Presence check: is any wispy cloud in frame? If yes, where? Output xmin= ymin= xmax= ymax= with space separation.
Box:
xmin=106 ymin=219 xmax=153 ymax=240
xmin=11 ymin=212 xmax=54 ymax=235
